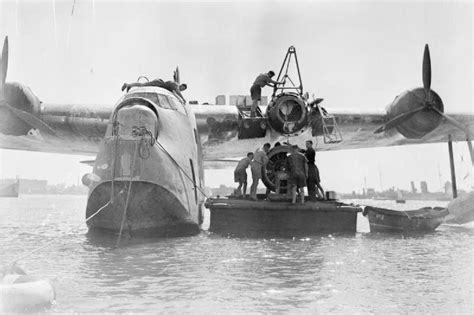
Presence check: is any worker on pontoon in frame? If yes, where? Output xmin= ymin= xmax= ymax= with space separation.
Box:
xmin=268 ymin=142 xmax=288 ymax=195
xmin=287 ymin=145 xmax=308 ymax=204
xmin=301 ymin=140 xmax=325 ymax=200
xmin=250 ymin=143 xmax=271 ymax=200
xmin=250 ymin=71 xmax=284 ymax=117
xmin=234 ymin=152 xmax=254 ymax=198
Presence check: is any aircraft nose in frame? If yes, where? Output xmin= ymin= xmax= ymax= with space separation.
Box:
xmin=114 ymin=103 xmax=158 ymax=138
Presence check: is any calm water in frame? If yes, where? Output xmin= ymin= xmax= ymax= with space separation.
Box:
xmin=0 ymin=195 xmax=473 ymax=313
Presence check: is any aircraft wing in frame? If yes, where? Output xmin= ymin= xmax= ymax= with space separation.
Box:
xmin=0 ymin=86 xmax=111 ymax=156
xmin=1 ymin=99 xmax=473 ymax=161
xmin=193 ymin=105 xmax=474 ymax=161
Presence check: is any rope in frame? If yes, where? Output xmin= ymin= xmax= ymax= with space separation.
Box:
xmin=110 ymin=120 xmax=121 ymax=203
xmin=115 ymin=141 xmax=139 ymax=248
xmin=6 ymin=188 xmax=126 ymax=269
xmin=154 ymin=137 xmax=209 ymax=199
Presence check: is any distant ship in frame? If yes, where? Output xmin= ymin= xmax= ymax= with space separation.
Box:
xmin=0 ymin=179 xmax=20 ymax=197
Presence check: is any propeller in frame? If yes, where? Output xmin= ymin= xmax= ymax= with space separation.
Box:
xmin=0 ymin=36 xmax=56 ymax=135
xmin=374 ymin=44 xmax=469 ymax=138
xmin=422 ymin=43 xmax=431 ymax=102
xmin=375 ymin=44 xmax=434 ymax=134
xmin=1 ymin=36 xmax=8 ymax=97
xmin=373 ymin=43 xmax=473 ymax=165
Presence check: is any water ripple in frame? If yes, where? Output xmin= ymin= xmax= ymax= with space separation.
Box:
xmin=0 ymin=195 xmax=472 ymax=313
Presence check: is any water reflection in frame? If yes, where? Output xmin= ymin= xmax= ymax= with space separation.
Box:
xmin=0 ymin=196 xmax=472 ymax=313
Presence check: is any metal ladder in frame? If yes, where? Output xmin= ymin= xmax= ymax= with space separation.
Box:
xmin=316 ymin=103 xmax=343 ymax=144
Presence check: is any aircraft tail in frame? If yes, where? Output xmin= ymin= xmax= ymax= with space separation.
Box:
xmin=173 ymin=66 xmax=180 ymax=84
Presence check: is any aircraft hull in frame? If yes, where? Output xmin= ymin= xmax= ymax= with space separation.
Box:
xmin=85 ymin=129 xmax=202 ymax=237
xmin=86 ymin=181 xmax=200 ymax=237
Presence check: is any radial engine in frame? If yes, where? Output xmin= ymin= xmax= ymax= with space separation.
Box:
xmin=237 ymin=46 xmax=341 ymax=143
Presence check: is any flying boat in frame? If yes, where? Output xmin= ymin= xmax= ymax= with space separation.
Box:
xmin=0 ymin=37 xmax=472 ymax=237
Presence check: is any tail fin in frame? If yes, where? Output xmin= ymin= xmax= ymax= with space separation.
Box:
xmin=173 ymin=66 xmax=180 ymax=84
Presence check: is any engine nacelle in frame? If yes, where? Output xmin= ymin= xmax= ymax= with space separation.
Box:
xmin=388 ymin=87 xmax=444 ymax=139
xmin=266 ymin=93 xmax=309 ymax=136
xmin=0 ymin=82 xmax=41 ymax=135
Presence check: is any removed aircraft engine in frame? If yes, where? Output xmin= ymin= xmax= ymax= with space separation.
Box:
xmin=237 ymin=46 xmax=342 ymax=143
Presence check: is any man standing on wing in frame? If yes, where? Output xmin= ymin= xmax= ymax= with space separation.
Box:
xmin=249 ymin=71 xmax=284 ymax=117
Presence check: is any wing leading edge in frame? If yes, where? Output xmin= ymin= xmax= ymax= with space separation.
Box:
xmin=193 ymin=105 xmax=474 ymax=161
xmin=0 ymin=99 xmax=472 ymax=159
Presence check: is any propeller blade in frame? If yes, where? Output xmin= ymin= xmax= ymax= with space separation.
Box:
xmin=431 ymin=106 xmax=473 ymax=165
xmin=431 ymin=106 xmax=471 ymax=136
xmin=374 ymin=106 xmax=425 ymax=134
xmin=1 ymin=36 xmax=8 ymax=96
xmin=422 ymin=44 xmax=431 ymax=102
xmin=3 ymin=102 xmax=57 ymax=135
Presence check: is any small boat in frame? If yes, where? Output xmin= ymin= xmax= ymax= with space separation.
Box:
xmin=362 ymin=206 xmax=448 ymax=233
xmin=0 ymin=269 xmax=55 ymax=312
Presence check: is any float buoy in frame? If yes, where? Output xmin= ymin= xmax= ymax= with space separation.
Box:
xmin=0 ymin=271 xmax=55 ymax=312
xmin=445 ymin=191 xmax=474 ymax=224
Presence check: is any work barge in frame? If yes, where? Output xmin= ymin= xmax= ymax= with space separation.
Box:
xmin=205 ymin=141 xmax=363 ymax=237
xmin=206 ymin=195 xmax=362 ymax=237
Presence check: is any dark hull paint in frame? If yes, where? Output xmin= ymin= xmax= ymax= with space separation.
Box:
xmin=86 ymin=181 xmax=200 ymax=237
xmin=363 ymin=206 xmax=448 ymax=233
xmin=207 ymin=197 xmax=361 ymax=237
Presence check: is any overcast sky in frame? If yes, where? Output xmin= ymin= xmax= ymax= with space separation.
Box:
xmin=0 ymin=0 xmax=472 ymax=193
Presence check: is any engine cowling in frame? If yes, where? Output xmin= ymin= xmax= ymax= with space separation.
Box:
xmin=387 ymin=87 xmax=444 ymax=139
xmin=266 ymin=93 xmax=309 ymax=136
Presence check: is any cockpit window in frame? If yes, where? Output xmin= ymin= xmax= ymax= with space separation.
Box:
xmin=124 ymin=92 xmax=185 ymax=114
xmin=124 ymin=92 xmax=160 ymax=106
xmin=156 ymin=94 xmax=173 ymax=110
xmin=167 ymin=96 xmax=186 ymax=114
